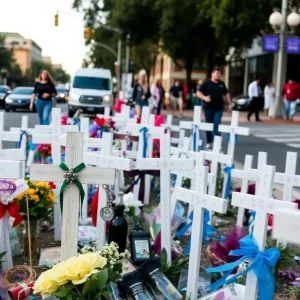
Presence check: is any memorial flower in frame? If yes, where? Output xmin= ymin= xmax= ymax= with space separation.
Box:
xmin=14 ymin=178 xmax=56 ymax=221
xmin=34 ymin=242 xmax=129 ymax=299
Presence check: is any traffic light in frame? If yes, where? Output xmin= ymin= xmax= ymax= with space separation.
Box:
xmin=54 ymin=13 xmax=59 ymax=26
xmin=84 ymin=27 xmax=93 ymax=40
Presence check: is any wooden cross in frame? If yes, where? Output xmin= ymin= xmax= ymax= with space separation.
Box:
xmin=113 ymin=104 xmax=137 ymax=124
xmin=232 ymin=152 xmax=267 ymax=228
xmin=161 ymin=115 xmax=184 ymax=147
xmin=32 ymin=108 xmax=78 ymax=241
xmin=274 ymin=152 xmax=300 ymax=203
xmin=171 ymin=165 xmax=228 ymax=299
xmin=10 ymin=116 xmax=36 ymax=168
xmin=273 ymin=208 xmax=300 ymax=245
xmin=180 ymin=106 xmax=213 ymax=151
xmin=0 ymin=161 xmax=24 ymax=271
xmin=136 ymin=133 xmax=194 ymax=262
xmin=0 ymin=112 xmax=22 ymax=150
xmin=30 ymin=132 xmax=116 ymax=260
xmin=218 ymin=110 xmax=250 ymax=158
xmin=83 ymin=132 xmax=133 ymax=249
xmin=231 ymin=165 xmax=297 ymax=300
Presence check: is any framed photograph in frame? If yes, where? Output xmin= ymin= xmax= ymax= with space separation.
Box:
xmin=130 ymin=232 xmax=151 ymax=263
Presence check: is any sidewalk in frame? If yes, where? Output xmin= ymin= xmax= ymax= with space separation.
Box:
xmin=161 ymin=109 xmax=300 ymax=124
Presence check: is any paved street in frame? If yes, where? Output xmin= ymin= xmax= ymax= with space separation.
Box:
xmin=2 ymin=106 xmax=299 ymax=174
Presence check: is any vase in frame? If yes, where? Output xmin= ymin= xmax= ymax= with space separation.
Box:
xmin=21 ymin=220 xmax=41 ymax=258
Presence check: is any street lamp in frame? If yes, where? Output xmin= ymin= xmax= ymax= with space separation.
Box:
xmin=269 ymin=1 xmax=300 ymax=119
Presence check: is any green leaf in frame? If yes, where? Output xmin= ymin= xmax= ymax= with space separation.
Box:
xmin=160 ymin=248 xmax=168 ymax=270
xmin=97 ymin=269 xmax=108 ymax=290
xmin=0 ymin=252 xmax=7 ymax=260
xmin=82 ymin=277 xmax=94 ymax=296
xmin=55 ymin=284 xmax=74 ymax=298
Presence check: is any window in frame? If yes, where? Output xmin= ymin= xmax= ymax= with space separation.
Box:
xmin=73 ymin=76 xmax=111 ymax=90
xmin=12 ymin=88 xmax=34 ymax=95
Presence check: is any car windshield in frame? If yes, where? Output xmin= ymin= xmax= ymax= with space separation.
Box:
xmin=73 ymin=76 xmax=110 ymax=90
xmin=0 ymin=87 xmax=7 ymax=93
xmin=12 ymin=88 xmax=33 ymax=95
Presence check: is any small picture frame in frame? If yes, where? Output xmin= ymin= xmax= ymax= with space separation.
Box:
xmin=130 ymin=231 xmax=151 ymax=264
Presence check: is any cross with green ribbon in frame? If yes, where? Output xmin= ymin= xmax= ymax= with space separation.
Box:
xmin=59 ymin=162 xmax=86 ymax=214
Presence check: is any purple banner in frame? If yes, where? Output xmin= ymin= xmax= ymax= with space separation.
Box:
xmin=286 ymin=37 xmax=300 ymax=54
xmin=263 ymin=35 xmax=279 ymax=53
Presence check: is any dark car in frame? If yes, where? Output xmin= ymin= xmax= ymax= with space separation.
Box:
xmin=55 ymin=87 xmax=66 ymax=103
xmin=5 ymin=87 xmax=34 ymax=112
xmin=0 ymin=86 xmax=11 ymax=108
xmin=232 ymin=94 xmax=264 ymax=111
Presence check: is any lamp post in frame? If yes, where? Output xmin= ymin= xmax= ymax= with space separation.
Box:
xmin=269 ymin=3 xmax=300 ymax=119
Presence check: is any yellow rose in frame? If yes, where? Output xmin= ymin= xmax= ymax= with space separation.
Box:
xmin=81 ymin=252 xmax=107 ymax=269
xmin=27 ymin=188 xmax=35 ymax=195
xmin=34 ymin=268 xmax=60 ymax=298
xmin=48 ymin=192 xmax=56 ymax=201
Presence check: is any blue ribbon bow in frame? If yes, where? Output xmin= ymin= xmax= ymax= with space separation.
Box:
xmin=192 ymin=125 xmax=204 ymax=151
xmin=17 ymin=130 xmax=29 ymax=148
xmin=226 ymin=133 xmax=238 ymax=144
xmin=139 ymin=127 xmax=148 ymax=158
xmin=206 ymin=234 xmax=280 ymax=300
xmin=176 ymin=209 xmax=225 ymax=255
xmin=223 ymin=164 xmax=234 ymax=200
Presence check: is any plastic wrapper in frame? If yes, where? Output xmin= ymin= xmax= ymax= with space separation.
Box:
xmin=208 ymin=226 xmax=247 ymax=268
xmin=177 ymin=269 xmax=211 ymax=297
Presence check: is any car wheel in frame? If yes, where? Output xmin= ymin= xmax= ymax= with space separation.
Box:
xmin=68 ymin=107 xmax=75 ymax=118
xmin=4 ymin=107 xmax=9 ymax=112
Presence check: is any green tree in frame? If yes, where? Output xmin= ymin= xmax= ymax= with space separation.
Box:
xmin=0 ymin=35 xmax=13 ymax=71
xmin=53 ymin=68 xmax=71 ymax=83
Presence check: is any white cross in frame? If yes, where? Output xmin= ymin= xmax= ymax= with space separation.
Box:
xmin=0 ymin=112 xmax=21 ymax=150
xmin=0 ymin=161 xmax=25 ymax=271
xmin=274 ymin=152 xmax=300 ymax=203
xmin=218 ymin=110 xmax=250 ymax=158
xmin=32 ymin=108 xmax=78 ymax=241
xmin=83 ymin=132 xmax=133 ymax=249
xmin=232 ymin=152 xmax=267 ymax=228
xmin=231 ymin=165 xmax=297 ymax=300
xmin=161 ymin=115 xmax=184 ymax=147
xmin=273 ymin=208 xmax=300 ymax=244
xmin=79 ymin=117 xmax=104 ymax=222
xmin=136 ymin=133 xmax=194 ymax=262
xmin=113 ymin=104 xmax=137 ymax=124
xmin=97 ymin=106 xmax=111 ymax=118
xmin=180 ymin=106 xmax=213 ymax=151
xmin=10 ymin=116 xmax=36 ymax=168
xmin=30 ymin=132 xmax=116 ymax=260
xmin=171 ymin=165 xmax=228 ymax=300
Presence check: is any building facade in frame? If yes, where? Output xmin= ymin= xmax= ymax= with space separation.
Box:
xmin=2 ymin=32 xmax=42 ymax=74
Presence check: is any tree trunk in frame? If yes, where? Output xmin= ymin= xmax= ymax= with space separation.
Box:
xmin=205 ymin=48 xmax=215 ymax=79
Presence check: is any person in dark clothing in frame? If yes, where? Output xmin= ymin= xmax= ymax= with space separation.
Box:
xmin=30 ymin=69 xmax=57 ymax=125
xmin=133 ymin=70 xmax=150 ymax=119
xmin=169 ymin=80 xmax=183 ymax=117
xmin=195 ymin=79 xmax=203 ymax=106
xmin=197 ymin=68 xmax=232 ymax=149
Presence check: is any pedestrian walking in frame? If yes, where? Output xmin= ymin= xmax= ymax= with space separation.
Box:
xmin=133 ymin=70 xmax=150 ymax=120
xmin=169 ymin=80 xmax=183 ymax=117
xmin=197 ymin=67 xmax=232 ymax=149
xmin=247 ymin=77 xmax=262 ymax=122
xmin=264 ymin=81 xmax=275 ymax=117
xmin=150 ymin=79 xmax=162 ymax=115
xmin=30 ymin=69 xmax=57 ymax=125
xmin=157 ymin=80 xmax=165 ymax=115
xmin=195 ymin=79 xmax=203 ymax=106
xmin=283 ymin=78 xmax=300 ymax=120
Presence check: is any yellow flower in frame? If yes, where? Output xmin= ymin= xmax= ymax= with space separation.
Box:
xmin=31 ymin=194 xmax=40 ymax=202
xmin=33 ymin=268 xmax=61 ymax=298
xmin=27 ymin=188 xmax=36 ymax=195
xmin=48 ymin=192 xmax=56 ymax=202
xmin=81 ymin=252 xmax=107 ymax=269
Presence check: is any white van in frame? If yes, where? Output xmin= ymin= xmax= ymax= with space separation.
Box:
xmin=68 ymin=68 xmax=113 ymax=117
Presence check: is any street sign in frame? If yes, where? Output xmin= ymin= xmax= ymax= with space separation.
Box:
xmin=286 ymin=37 xmax=300 ymax=54
xmin=263 ymin=35 xmax=279 ymax=53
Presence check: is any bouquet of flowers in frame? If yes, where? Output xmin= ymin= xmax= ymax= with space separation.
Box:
xmin=34 ymin=144 xmax=52 ymax=161
xmin=34 ymin=242 xmax=130 ymax=299
xmin=90 ymin=117 xmax=115 ymax=138
xmin=14 ymin=179 xmax=56 ymax=222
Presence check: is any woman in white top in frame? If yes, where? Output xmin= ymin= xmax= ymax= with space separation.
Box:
xmin=264 ymin=81 xmax=275 ymax=117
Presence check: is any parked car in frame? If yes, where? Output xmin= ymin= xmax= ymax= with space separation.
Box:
xmin=55 ymin=86 xmax=66 ymax=103
xmin=0 ymin=86 xmax=11 ymax=108
xmin=232 ymin=94 xmax=264 ymax=111
xmin=5 ymin=87 xmax=35 ymax=112
xmin=68 ymin=68 xmax=113 ymax=117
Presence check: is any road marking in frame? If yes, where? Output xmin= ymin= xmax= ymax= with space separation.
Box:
xmin=287 ymin=143 xmax=300 ymax=148
xmin=268 ymin=138 xmax=300 ymax=142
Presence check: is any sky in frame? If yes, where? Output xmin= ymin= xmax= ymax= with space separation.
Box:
xmin=1 ymin=0 xmax=86 ymax=76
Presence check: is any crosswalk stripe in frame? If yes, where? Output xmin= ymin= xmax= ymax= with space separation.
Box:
xmin=254 ymin=133 xmax=299 ymax=138
xmin=268 ymin=138 xmax=300 ymax=142
xmin=287 ymin=143 xmax=300 ymax=148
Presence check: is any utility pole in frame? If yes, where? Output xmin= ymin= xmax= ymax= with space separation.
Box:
xmin=273 ymin=0 xmax=288 ymax=119
xmin=117 ymin=39 xmax=122 ymax=93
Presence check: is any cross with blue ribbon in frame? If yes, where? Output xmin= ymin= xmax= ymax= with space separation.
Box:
xmin=139 ymin=127 xmax=148 ymax=158
xmin=206 ymin=234 xmax=280 ymax=300
xmin=192 ymin=124 xmax=205 ymax=151
xmin=176 ymin=209 xmax=225 ymax=255
xmin=223 ymin=164 xmax=235 ymax=200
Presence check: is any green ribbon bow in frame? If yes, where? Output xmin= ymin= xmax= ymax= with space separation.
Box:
xmin=59 ymin=162 xmax=86 ymax=214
